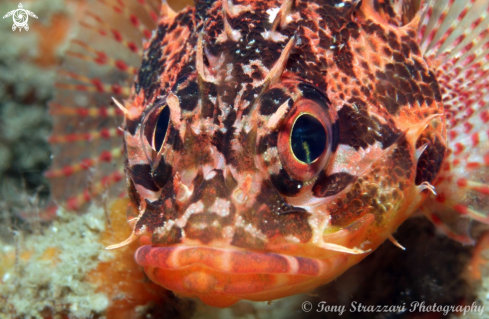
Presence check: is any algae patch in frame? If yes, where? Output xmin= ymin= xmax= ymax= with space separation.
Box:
xmin=0 ymin=205 xmax=113 ymax=319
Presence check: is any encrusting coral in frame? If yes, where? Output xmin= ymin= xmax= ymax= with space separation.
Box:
xmin=0 ymin=199 xmax=192 ymax=318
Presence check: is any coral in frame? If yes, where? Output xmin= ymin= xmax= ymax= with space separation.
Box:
xmin=0 ymin=204 xmax=113 ymax=318
xmin=0 ymin=199 xmax=192 ymax=318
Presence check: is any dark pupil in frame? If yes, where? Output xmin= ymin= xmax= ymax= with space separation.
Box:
xmin=291 ymin=114 xmax=327 ymax=164
xmin=154 ymin=106 xmax=170 ymax=151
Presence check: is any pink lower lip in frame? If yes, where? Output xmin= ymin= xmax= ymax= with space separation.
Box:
xmin=135 ymin=245 xmax=330 ymax=276
xmin=135 ymin=245 xmax=349 ymax=307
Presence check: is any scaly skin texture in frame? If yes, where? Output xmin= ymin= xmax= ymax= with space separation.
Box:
xmin=119 ymin=0 xmax=446 ymax=307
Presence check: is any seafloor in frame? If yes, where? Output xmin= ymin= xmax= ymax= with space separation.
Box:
xmin=0 ymin=0 xmax=487 ymax=318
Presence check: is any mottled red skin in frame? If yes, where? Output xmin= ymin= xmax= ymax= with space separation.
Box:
xmin=117 ymin=0 xmax=447 ymax=306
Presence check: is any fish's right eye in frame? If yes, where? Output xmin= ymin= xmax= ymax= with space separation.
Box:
xmin=152 ymin=105 xmax=170 ymax=152
xmin=143 ymin=104 xmax=170 ymax=154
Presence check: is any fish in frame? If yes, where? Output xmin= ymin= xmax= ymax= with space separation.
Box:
xmin=45 ymin=0 xmax=489 ymax=308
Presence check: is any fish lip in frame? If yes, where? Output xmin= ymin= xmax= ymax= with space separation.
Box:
xmin=135 ymin=244 xmax=348 ymax=304
xmin=135 ymin=244 xmax=325 ymax=276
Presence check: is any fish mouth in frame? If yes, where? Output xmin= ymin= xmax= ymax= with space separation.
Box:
xmin=135 ymin=245 xmax=349 ymax=307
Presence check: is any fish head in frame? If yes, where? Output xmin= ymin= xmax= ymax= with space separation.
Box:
xmin=122 ymin=0 xmax=446 ymax=307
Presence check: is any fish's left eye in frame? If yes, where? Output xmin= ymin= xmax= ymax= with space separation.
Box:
xmin=290 ymin=114 xmax=327 ymax=164
xmin=277 ymin=98 xmax=332 ymax=182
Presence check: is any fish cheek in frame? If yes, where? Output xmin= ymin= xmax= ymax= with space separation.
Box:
xmin=328 ymin=137 xmax=415 ymax=227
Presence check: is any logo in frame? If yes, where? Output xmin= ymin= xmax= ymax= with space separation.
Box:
xmin=3 ymin=3 xmax=38 ymax=32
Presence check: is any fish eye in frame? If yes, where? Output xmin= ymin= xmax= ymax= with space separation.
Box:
xmin=257 ymin=83 xmax=333 ymax=192
xmin=152 ymin=106 xmax=170 ymax=151
xmin=143 ymin=104 xmax=170 ymax=154
xmin=290 ymin=114 xmax=327 ymax=164
xmin=276 ymin=98 xmax=332 ymax=183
